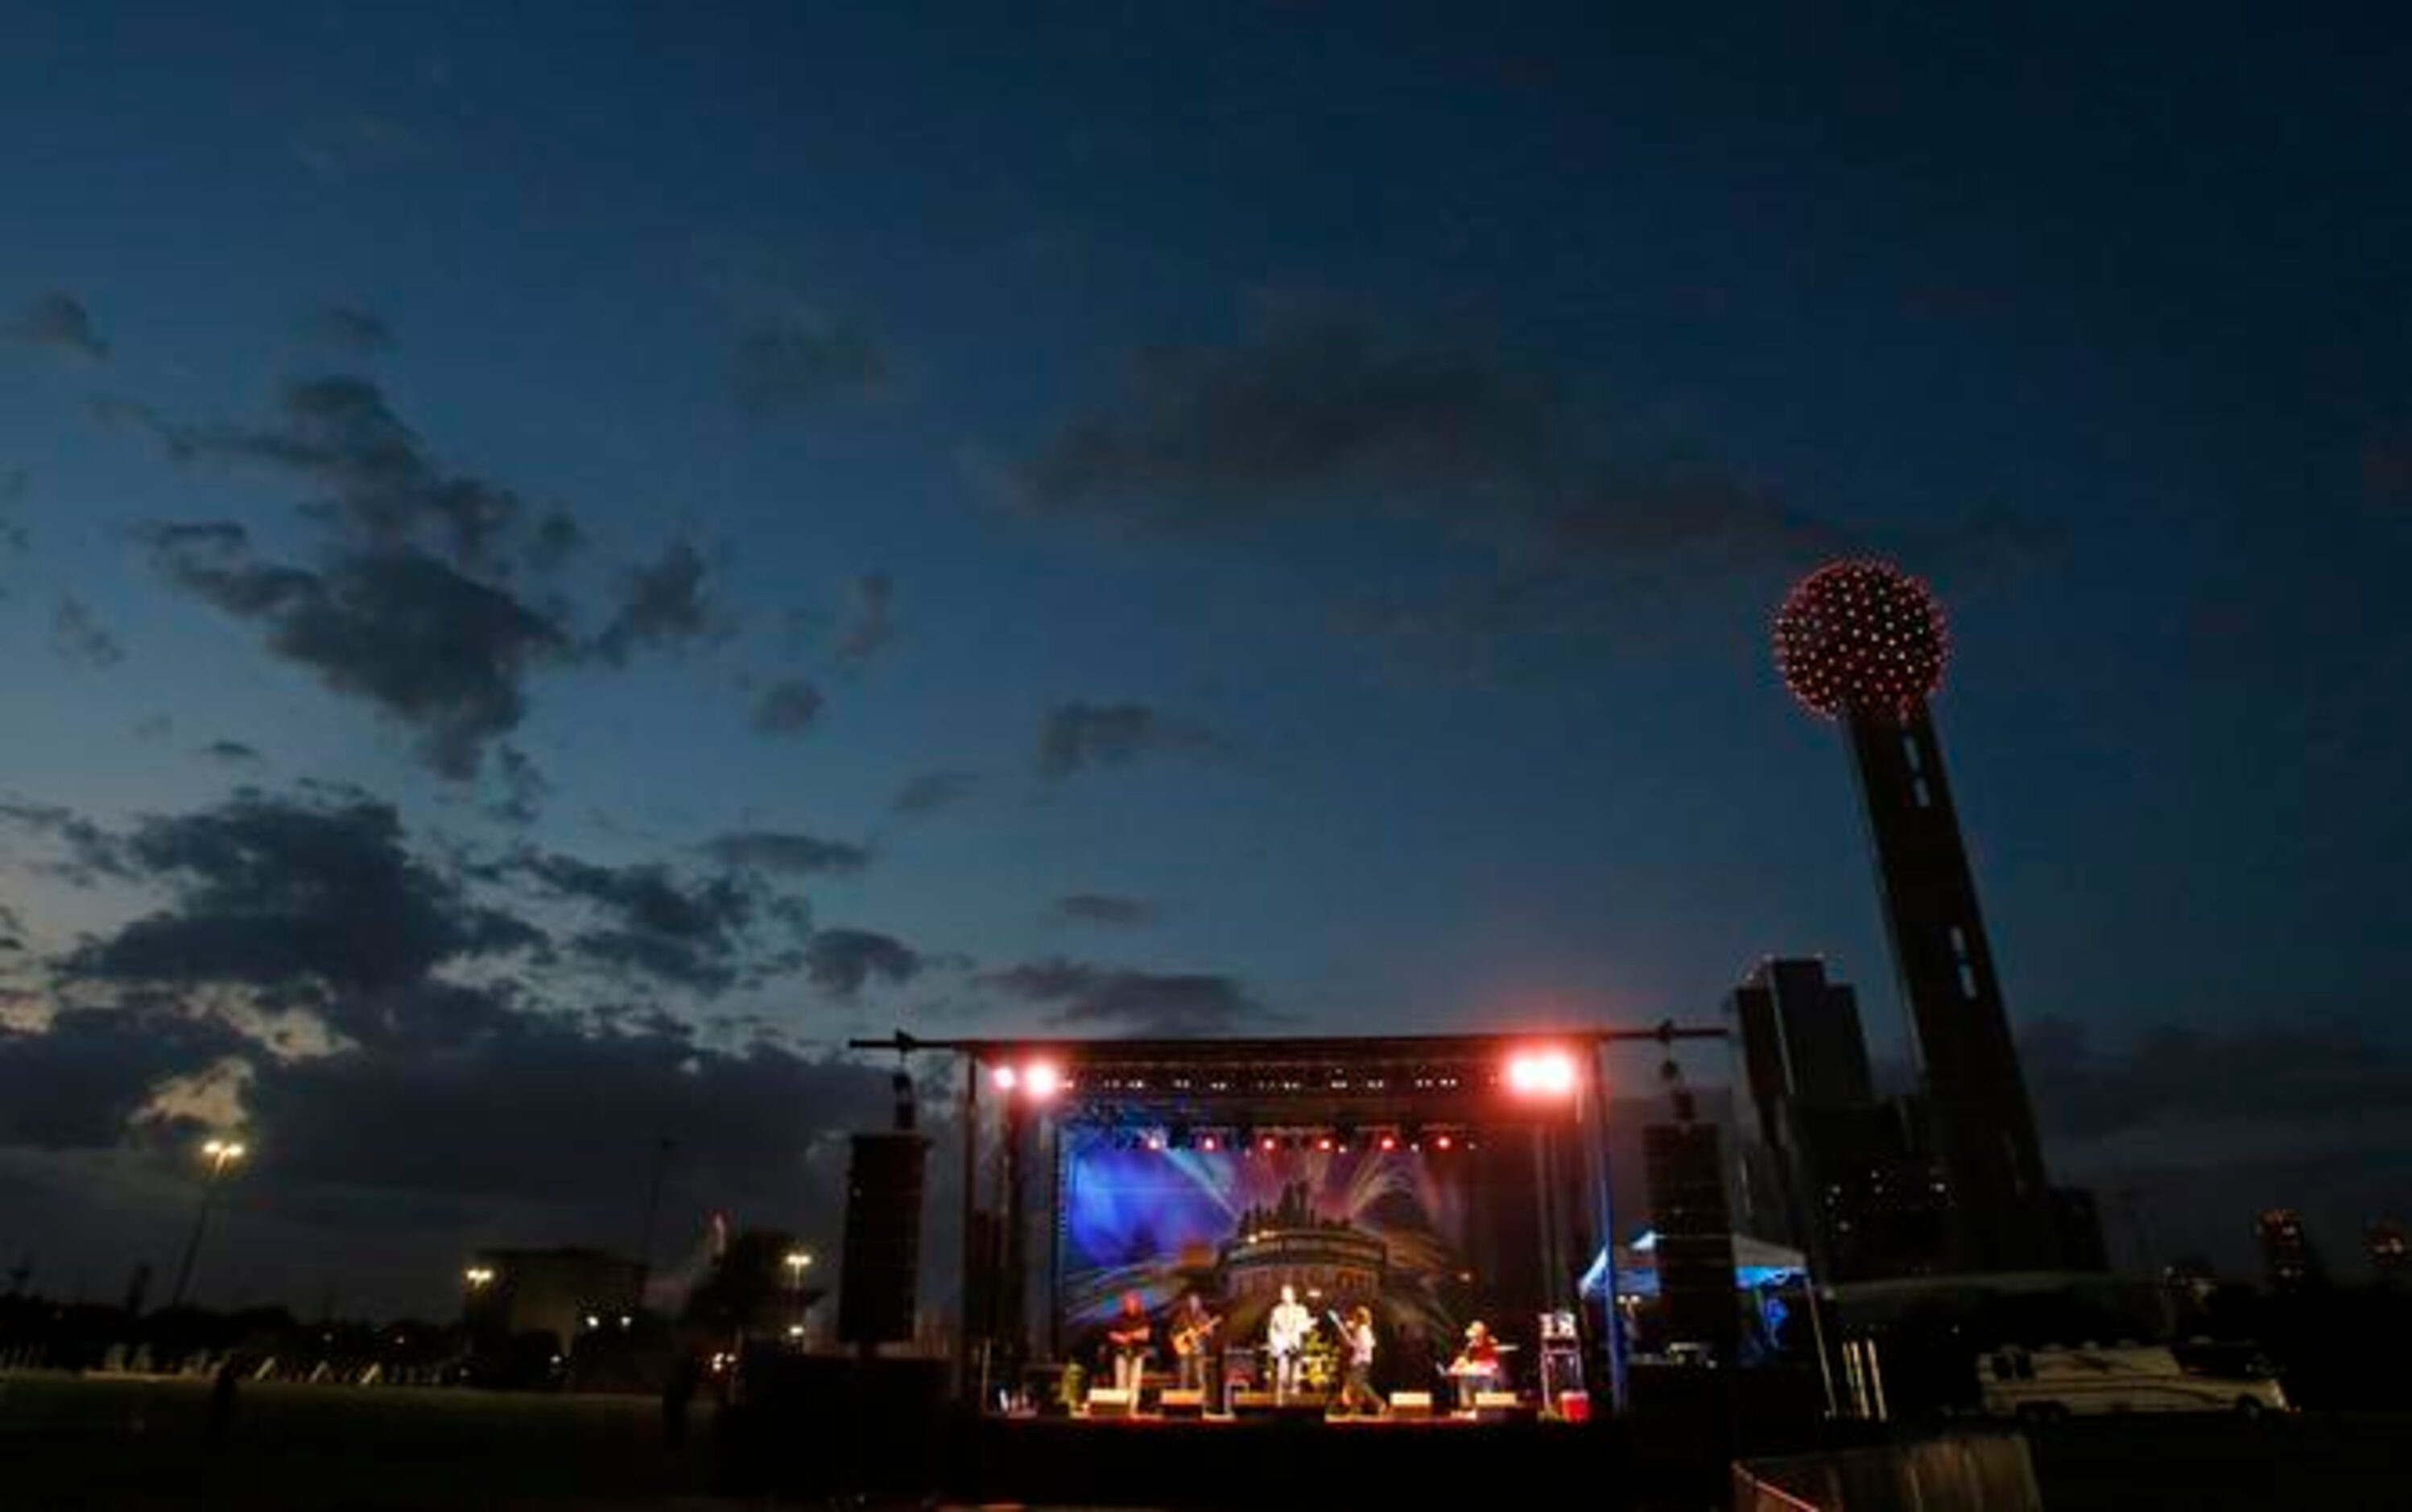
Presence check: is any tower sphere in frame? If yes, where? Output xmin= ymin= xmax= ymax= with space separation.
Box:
xmin=1774 ymin=560 xmax=1947 ymax=718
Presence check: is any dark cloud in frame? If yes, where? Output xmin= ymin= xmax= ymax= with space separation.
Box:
xmin=890 ymin=770 xmax=981 ymax=818
xmin=594 ymin=539 xmax=720 ymax=665
xmin=980 ymin=957 xmax=1264 ymax=1035
xmin=0 ymin=1004 xmax=250 ymax=1151
xmin=49 ymin=597 xmax=125 ymax=670
xmin=750 ymin=678 xmax=825 ymax=737
xmin=2024 ymin=1017 xmax=2412 ymax=1144
xmin=1009 ymin=324 xmax=1547 ymax=525
xmin=142 ymin=523 xmax=572 ymax=779
xmin=803 ymin=927 xmax=922 ymax=998
xmin=1037 ymin=700 xmax=1223 ymax=780
xmin=0 ymin=468 xmax=27 ymax=552
xmin=701 ymin=830 xmax=872 ymax=877
xmin=6 ymin=291 xmax=108 ymax=363
xmin=1053 ymin=894 xmax=1158 ymax=928
xmin=509 ymin=849 xmax=802 ymax=996
xmin=197 ymin=740 xmax=264 ymax=766
xmin=1007 ymin=321 xmax=1840 ymax=593
xmin=729 ymin=309 xmax=890 ymax=417
xmin=836 ymin=572 xmax=896 ymax=666
xmin=300 ymin=303 xmax=395 ymax=354
xmin=100 ymin=374 xmax=573 ymax=578
xmin=66 ymin=791 xmax=541 ymax=1010
xmin=487 ymin=744 xmax=547 ymax=827
xmin=0 ymin=796 xmax=137 ymax=885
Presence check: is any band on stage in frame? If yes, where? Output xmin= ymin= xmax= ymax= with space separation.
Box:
xmin=1087 ymin=1288 xmax=1524 ymax=1418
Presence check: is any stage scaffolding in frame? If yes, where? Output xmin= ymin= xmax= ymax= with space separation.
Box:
xmin=853 ymin=1024 xmax=1724 ymax=1415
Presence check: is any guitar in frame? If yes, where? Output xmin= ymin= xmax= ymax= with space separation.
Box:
xmin=1171 ymin=1314 xmax=1220 ymax=1357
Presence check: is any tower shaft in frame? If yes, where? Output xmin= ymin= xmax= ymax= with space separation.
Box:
xmin=1846 ymin=700 xmax=2057 ymax=1271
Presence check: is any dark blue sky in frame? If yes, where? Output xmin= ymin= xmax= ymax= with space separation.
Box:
xmin=2 ymin=3 xmax=2406 ymax=1310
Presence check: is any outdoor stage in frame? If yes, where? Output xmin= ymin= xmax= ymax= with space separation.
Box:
xmin=853 ymin=1025 xmax=1724 ymax=1427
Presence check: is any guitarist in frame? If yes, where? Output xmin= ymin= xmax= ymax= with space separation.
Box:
xmin=1170 ymin=1292 xmax=1221 ymax=1394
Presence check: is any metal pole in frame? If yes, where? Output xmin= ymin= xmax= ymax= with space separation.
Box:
xmin=956 ymin=1053 xmax=980 ymax=1403
xmin=167 ymin=1166 xmax=222 ymax=1309
xmin=1584 ymin=1046 xmax=1627 ymax=1412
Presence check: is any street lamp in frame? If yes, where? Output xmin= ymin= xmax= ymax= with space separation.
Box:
xmin=464 ymin=1266 xmax=495 ymax=1289
xmin=784 ymin=1249 xmax=814 ymax=1346
xmin=167 ymin=1138 xmax=248 ymax=1308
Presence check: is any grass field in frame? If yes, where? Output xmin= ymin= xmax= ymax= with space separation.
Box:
xmin=0 ymin=1369 xmax=732 ymax=1510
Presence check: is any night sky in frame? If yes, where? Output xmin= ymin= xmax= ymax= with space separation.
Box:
xmin=2 ymin=4 xmax=2407 ymax=1316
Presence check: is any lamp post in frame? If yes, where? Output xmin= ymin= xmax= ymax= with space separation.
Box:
xmin=167 ymin=1138 xmax=247 ymax=1308
xmin=783 ymin=1249 xmax=813 ymax=1345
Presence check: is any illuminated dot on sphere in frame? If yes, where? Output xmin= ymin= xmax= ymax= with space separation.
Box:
xmin=1774 ymin=560 xmax=1947 ymax=718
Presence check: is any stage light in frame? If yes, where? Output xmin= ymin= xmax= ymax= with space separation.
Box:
xmin=1315 ymin=1134 xmax=1335 ymax=1152
xmin=1377 ymin=1133 xmax=1399 ymax=1153
xmin=1507 ymin=1047 xmax=1579 ymax=1097
xmin=1145 ymin=1132 xmax=1167 ymax=1151
xmin=990 ymin=1064 xmax=1018 ymax=1092
xmin=1200 ymin=1134 xmax=1220 ymax=1153
xmin=1433 ymin=1133 xmax=1455 ymax=1152
xmin=1260 ymin=1134 xmax=1279 ymax=1153
xmin=1022 ymin=1061 xmax=1061 ymax=1101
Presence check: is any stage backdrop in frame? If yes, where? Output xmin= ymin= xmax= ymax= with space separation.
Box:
xmin=1058 ymin=1129 xmax=1505 ymax=1353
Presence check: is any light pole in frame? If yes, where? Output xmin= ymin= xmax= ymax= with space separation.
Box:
xmin=783 ymin=1249 xmax=813 ymax=1345
xmin=167 ymin=1138 xmax=247 ymax=1308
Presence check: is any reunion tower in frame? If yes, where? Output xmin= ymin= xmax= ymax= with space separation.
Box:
xmin=1775 ymin=561 xmax=2059 ymax=1273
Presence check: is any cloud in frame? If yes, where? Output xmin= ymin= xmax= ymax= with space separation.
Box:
xmin=100 ymin=375 xmax=576 ymax=579
xmin=1053 ymin=894 xmax=1158 ymax=928
xmin=2024 ymin=1017 xmax=2412 ymax=1145
xmin=1008 ymin=324 xmax=1547 ymax=526
xmin=487 ymin=744 xmax=547 ymax=827
xmin=300 ymin=303 xmax=396 ymax=354
xmin=979 ymin=957 xmax=1264 ymax=1035
xmin=64 ymin=791 xmax=541 ymax=1012
xmin=0 ymin=796 xmax=138 ymax=885
xmin=594 ymin=539 xmax=721 ymax=665
xmin=729 ymin=308 xmax=890 ymax=417
xmin=836 ymin=572 xmax=897 ymax=666
xmin=7 ymin=291 xmax=108 ymax=363
xmin=890 ymin=770 xmax=981 ymax=818
xmin=750 ymin=678 xmax=825 ymax=737
xmin=50 ymin=597 xmax=125 ymax=670
xmin=1037 ymin=700 xmax=1224 ymax=779
xmin=0 ymin=468 xmax=28 ymax=552
xmin=509 ymin=849 xmax=801 ymax=997
xmin=803 ymin=927 xmax=922 ymax=998
xmin=142 ymin=524 xmax=574 ymax=779
xmin=1004 ymin=319 xmax=1845 ymax=613
xmin=701 ymin=830 xmax=872 ymax=877
xmin=197 ymin=740 xmax=264 ymax=766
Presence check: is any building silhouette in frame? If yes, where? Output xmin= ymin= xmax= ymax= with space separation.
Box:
xmin=2367 ymin=1220 xmax=2407 ymax=1283
xmin=1774 ymin=563 xmax=2059 ymax=1273
xmin=2256 ymin=1208 xmax=2321 ymax=1292
xmin=1727 ymin=956 xmax=1946 ymax=1282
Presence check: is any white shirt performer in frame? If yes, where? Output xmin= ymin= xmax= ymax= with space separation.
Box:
xmin=1265 ymin=1284 xmax=1312 ymax=1403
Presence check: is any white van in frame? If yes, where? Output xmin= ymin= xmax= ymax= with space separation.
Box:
xmin=1978 ymin=1344 xmax=2289 ymax=1419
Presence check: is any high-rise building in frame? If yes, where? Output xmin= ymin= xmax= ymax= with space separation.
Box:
xmin=1774 ymin=563 xmax=2059 ymax=1272
xmin=2256 ymin=1208 xmax=2321 ymax=1292
xmin=2364 ymin=1219 xmax=2406 ymax=1283
xmin=1727 ymin=956 xmax=1946 ymax=1282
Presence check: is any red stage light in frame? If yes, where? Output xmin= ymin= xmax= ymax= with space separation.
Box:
xmin=1021 ymin=1061 xmax=1061 ymax=1101
xmin=1378 ymin=1134 xmax=1399 ymax=1152
xmin=989 ymin=1064 xmax=1018 ymax=1093
xmin=1433 ymin=1133 xmax=1455 ymax=1151
xmin=1260 ymin=1134 xmax=1278 ymax=1153
xmin=1315 ymin=1135 xmax=1335 ymax=1152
